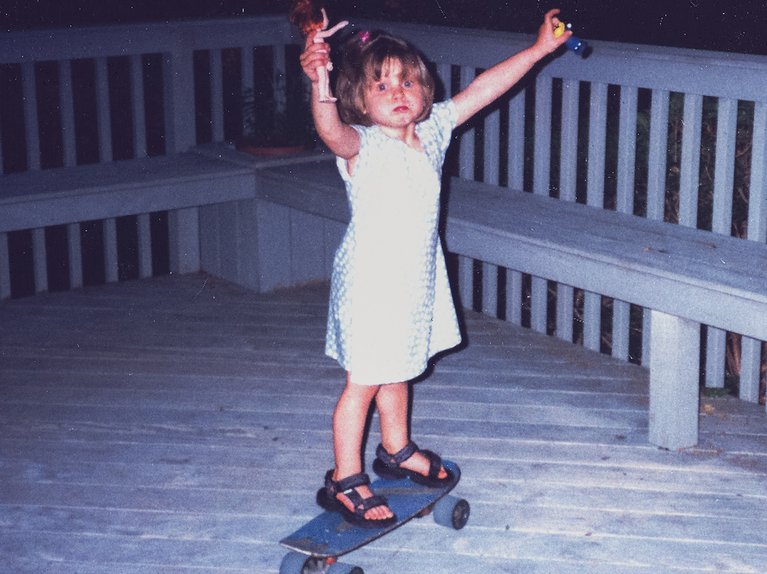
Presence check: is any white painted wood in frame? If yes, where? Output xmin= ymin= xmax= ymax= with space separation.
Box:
xmin=0 ymin=233 xmax=9 ymax=299
xmin=611 ymin=300 xmax=631 ymax=360
xmin=58 ymin=60 xmax=77 ymax=168
xmin=483 ymin=106 xmax=500 ymax=184
xmin=210 ymin=48 xmax=225 ymax=144
xmin=530 ymin=76 xmax=553 ymax=334
xmin=646 ymin=89 xmax=669 ymax=221
xmin=739 ymin=337 xmax=763 ymax=403
xmin=20 ymin=62 xmax=41 ymax=171
xmin=129 ymin=54 xmax=147 ymax=158
xmin=103 ymin=217 xmax=119 ymax=283
xmin=616 ymin=86 xmax=638 ymax=215
xmin=163 ymin=43 xmax=196 ymax=154
xmin=0 ymin=152 xmax=254 ymax=233
xmin=648 ymin=310 xmax=700 ymax=449
xmin=32 ymin=227 xmax=47 ymax=293
xmin=533 ymin=75 xmax=552 ymax=198
xmin=137 ymin=212 xmax=153 ymax=278
xmin=555 ymin=80 xmax=579 ymax=343
xmin=458 ymin=66 xmax=475 ymax=180
xmin=505 ymin=267 xmax=522 ymax=326
xmin=678 ymin=94 xmax=703 ymax=227
xmin=506 ymin=88 xmax=525 ymax=190
xmin=1 ymin=276 xmax=765 ymax=573
xmin=167 ymin=207 xmax=199 ymax=275
xmin=582 ymin=82 xmax=608 ymax=351
xmin=743 ymin=102 xmax=767 ymax=407
xmin=95 ymin=56 xmax=113 ymax=162
xmin=67 ymin=222 xmax=83 ymax=289
xmin=481 ymin=261 xmax=497 ymax=317
xmin=458 ymin=254 xmax=473 ymax=310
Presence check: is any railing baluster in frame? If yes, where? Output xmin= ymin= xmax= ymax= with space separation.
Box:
xmin=210 ymin=48 xmax=225 ymax=144
xmin=67 ymin=223 xmax=83 ymax=289
xmin=130 ymin=54 xmax=147 ymax=158
xmin=458 ymin=66 xmax=476 ymax=180
xmin=505 ymin=90 xmax=525 ymax=325
xmin=612 ymin=86 xmax=639 ymax=359
xmin=679 ymin=94 xmax=703 ymax=227
xmin=33 ymin=228 xmax=47 ymax=293
xmin=704 ymin=97 xmax=738 ymax=388
xmin=21 ymin=62 xmax=41 ymax=171
xmin=647 ymin=90 xmax=669 ymax=221
xmin=103 ymin=218 xmax=119 ymax=283
xmin=138 ymin=213 xmax=153 ymax=278
xmin=556 ymin=78 xmax=579 ymax=342
xmin=531 ymin=76 xmax=553 ymax=334
xmin=583 ymin=82 xmax=608 ymax=352
xmin=741 ymin=101 xmax=767 ymax=404
xmin=482 ymin=103 xmax=500 ymax=316
xmin=0 ymin=234 xmax=10 ymax=299
xmin=59 ymin=60 xmax=77 ymax=167
xmin=95 ymin=56 xmax=113 ymax=162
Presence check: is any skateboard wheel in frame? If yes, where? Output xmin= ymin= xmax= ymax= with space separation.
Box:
xmin=279 ymin=551 xmax=311 ymax=574
xmin=326 ymin=562 xmax=364 ymax=574
xmin=432 ymin=495 xmax=470 ymax=530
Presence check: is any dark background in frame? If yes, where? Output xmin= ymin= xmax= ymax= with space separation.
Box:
xmin=3 ymin=0 xmax=767 ymax=55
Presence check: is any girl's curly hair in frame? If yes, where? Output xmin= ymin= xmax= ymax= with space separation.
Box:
xmin=335 ymin=30 xmax=435 ymax=127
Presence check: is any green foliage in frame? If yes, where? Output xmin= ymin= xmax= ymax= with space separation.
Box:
xmin=241 ymin=73 xmax=315 ymax=148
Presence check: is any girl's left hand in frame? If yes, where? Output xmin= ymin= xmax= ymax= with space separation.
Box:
xmin=535 ymin=9 xmax=571 ymax=55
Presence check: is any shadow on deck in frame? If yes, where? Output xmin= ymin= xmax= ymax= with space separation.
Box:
xmin=1 ymin=274 xmax=766 ymax=573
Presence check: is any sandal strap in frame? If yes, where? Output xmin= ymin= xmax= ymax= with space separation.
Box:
xmin=420 ymin=449 xmax=443 ymax=480
xmin=323 ymin=470 xmax=391 ymax=517
xmin=376 ymin=441 xmax=419 ymax=468
xmin=325 ymin=470 xmax=371 ymax=496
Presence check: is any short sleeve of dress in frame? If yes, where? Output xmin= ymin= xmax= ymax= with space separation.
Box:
xmin=336 ymin=124 xmax=369 ymax=185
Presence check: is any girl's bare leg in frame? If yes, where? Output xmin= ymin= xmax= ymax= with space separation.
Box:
xmin=376 ymin=382 xmax=448 ymax=479
xmin=332 ymin=373 xmax=393 ymax=520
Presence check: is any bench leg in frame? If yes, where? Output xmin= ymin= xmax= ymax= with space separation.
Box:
xmin=168 ymin=207 xmax=201 ymax=275
xmin=648 ymin=310 xmax=700 ymax=449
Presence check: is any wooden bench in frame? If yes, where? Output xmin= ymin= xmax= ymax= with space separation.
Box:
xmin=0 ymin=151 xmax=256 ymax=298
xmin=252 ymin=158 xmax=767 ymax=450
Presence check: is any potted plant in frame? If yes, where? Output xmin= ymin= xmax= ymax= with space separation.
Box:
xmin=237 ymin=72 xmax=316 ymax=156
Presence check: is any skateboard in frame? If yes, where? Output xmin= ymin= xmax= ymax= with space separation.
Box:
xmin=279 ymin=459 xmax=469 ymax=574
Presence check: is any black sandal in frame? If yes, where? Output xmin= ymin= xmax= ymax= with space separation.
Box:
xmin=316 ymin=470 xmax=397 ymax=529
xmin=373 ymin=441 xmax=453 ymax=487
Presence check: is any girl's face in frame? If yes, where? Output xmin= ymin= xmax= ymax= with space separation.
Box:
xmin=363 ymin=59 xmax=427 ymax=133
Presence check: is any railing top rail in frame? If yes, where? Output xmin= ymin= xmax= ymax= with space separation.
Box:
xmin=359 ymin=18 xmax=767 ymax=102
xmin=0 ymin=15 xmax=296 ymax=63
xmin=4 ymin=14 xmax=767 ymax=100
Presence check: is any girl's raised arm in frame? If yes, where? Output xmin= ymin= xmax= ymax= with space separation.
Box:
xmin=452 ymin=9 xmax=570 ymax=127
xmin=300 ymin=33 xmax=360 ymax=159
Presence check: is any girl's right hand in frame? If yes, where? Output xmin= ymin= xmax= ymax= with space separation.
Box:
xmin=299 ymin=32 xmax=330 ymax=83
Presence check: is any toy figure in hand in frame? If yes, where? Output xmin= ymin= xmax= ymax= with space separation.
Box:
xmin=554 ymin=20 xmax=592 ymax=57
xmin=290 ymin=0 xmax=349 ymax=102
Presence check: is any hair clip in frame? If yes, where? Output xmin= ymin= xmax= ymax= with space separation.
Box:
xmin=358 ymin=30 xmax=371 ymax=44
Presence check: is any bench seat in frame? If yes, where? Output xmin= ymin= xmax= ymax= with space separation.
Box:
xmin=254 ymin=159 xmax=767 ymax=449
xmin=0 ymin=152 xmax=256 ymax=233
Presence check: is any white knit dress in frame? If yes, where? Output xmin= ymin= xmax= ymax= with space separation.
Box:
xmin=325 ymin=100 xmax=462 ymax=385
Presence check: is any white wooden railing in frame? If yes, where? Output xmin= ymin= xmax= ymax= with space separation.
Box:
xmin=1 ymin=16 xmax=765 ymax=408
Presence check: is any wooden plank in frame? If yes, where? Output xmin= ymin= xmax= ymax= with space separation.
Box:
xmin=1 ymin=276 xmax=766 ymax=574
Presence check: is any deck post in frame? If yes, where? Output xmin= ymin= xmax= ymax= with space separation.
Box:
xmin=648 ymin=310 xmax=701 ymax=449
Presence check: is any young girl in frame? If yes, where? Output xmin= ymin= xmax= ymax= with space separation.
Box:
xmin=299 ymin=9 xmax=570 ymax=527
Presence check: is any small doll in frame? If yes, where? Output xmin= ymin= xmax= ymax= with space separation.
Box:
xmin=290 ymin=0 xmax=349 ymax=102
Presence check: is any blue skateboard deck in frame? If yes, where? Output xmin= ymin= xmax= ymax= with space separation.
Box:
xmin=280 ymin=459 xmax=467 ymax=566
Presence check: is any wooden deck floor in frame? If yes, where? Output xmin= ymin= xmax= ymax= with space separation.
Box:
xmin=1 ymin=274 xmax=766 ymax=573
